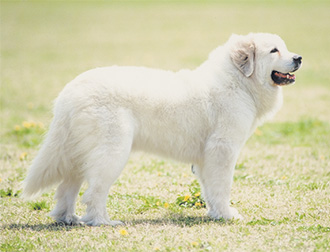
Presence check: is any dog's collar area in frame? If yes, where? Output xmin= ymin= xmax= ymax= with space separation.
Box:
xmin=271 ymin=70 xmax=296 ymax=85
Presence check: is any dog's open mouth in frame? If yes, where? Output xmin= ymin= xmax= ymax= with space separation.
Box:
xmin=271 ymin=71 xmax=296 ymax=85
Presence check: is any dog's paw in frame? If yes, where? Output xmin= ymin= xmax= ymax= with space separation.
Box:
xmin=109 ymin=220 xmax=125 ymax=227
xmin=52 ymin=214 xmax=82 ymax=225
xmin=80 ymin=215 xmax=124 ymax=226
xmin=208 ymin=206 xmax=243 ymax=221
xmin=67 ymin=214 xmax=83 ymax=225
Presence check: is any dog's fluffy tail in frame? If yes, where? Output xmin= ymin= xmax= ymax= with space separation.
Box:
xmin=22 ymin=116 xmax=70 ymax=200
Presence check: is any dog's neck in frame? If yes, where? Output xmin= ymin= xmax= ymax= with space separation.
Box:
xmin=245 ymin=77 xmax=284 ymax=126
xmin=195 ymin=57 xmax=284 ymax=127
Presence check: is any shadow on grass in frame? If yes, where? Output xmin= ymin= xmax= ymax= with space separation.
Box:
xmin=124 ymin=213 xmax=234 ymax=227
xmin=2 ymin=214 xmax=234 ymax=231
xmin=2 ymin=222 xmax=86 ymax=232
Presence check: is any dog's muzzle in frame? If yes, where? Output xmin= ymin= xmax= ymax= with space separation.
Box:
xmin=272 ymin=54 xmax=302 ymax=86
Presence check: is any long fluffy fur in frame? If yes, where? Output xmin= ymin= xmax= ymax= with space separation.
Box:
xmin=23 ymin=33 xmax=301 ymax=225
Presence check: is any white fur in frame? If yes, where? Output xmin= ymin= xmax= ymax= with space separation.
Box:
xmin=23 ymin=33 xmax=301 ymax=226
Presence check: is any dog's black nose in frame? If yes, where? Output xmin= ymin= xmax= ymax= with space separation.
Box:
xmin=293 ymin=55 xmax=302 ymax=64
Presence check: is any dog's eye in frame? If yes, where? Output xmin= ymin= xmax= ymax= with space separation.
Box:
xmin=270 ymin=48 xmax=279 ymax=53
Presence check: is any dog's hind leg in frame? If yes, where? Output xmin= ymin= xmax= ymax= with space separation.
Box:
xmin=80 ymin=144 xmax=131 ymax=226
xmin=80 ymin=121 xmax=134 ymax=226
xmin=49 ymin=176 xmax=84 ymax=225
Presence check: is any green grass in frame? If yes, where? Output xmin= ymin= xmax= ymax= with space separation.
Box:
xmin=252 ymin=118 xmax=330 ymax=147
xmin=1 ymin=1 xmax=330 ymax=251
xmin=28 ymin=201 xmax=49 ymax=211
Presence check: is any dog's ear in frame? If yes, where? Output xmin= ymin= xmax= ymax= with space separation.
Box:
xmin=230 ymin=36 xmax=255 ymax=77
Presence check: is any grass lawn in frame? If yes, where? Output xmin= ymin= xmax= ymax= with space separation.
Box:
xmin=1 ymin=1 xmax=330 ymax=251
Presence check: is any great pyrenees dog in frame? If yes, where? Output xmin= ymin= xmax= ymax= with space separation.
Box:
xmin=23 ymin=33 xmax=302 ymax=226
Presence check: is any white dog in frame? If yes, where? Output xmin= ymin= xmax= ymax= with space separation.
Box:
xmin=23 ymin=33 xmax=302 ymax=226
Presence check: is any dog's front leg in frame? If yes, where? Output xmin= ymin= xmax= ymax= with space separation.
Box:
xmin=198 ymin=142 xmax=243 ymax=220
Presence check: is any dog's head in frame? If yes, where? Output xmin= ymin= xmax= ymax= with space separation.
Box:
xmin=229 ymin=33 xmax=302 ymax=87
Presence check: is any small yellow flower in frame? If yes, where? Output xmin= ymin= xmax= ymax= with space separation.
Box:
xmin=255 ymin=128 xmax=263 ymax=136
xmin=157 ymin=172 xmax=162 ymax=176
xmin=22 ymin=121 xmax=32 ymax=128
xmin=154 ymin=247 xmax=160 ymax=251
xmin=195 ymin=202 xmax=202 ymax=207
xmin=156 ymin=201 xmax=160 ymax=206
xmin=182 ymin=173 xmax=188 ymax=177
xmin=319 ymin=155 xmax=325 ymax=160
xmin=164 ymin=202 xmax=169 ymax=208
xmin=0 ymin=178 xmax=2 ymax=183
xmin=14 ymin=125 xmax=21 ymax=131
xmin=119 ymin=228 xmax=128 ymax=236
xmin=281 ymin=175 xmax=287 ymax=180
xmin=191 ymin=241 xmax=199 ymax=247
xmin=194 ymin=192 xmax=201 ymax=197
xmin=20 ymin=152 xmax=28 ymax=161
xmin=183 ymin=195 xmax=190 ymax=202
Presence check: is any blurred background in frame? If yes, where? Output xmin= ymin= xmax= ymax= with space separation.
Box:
xmin=1 ymin=0 xmax=330 ymax=133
